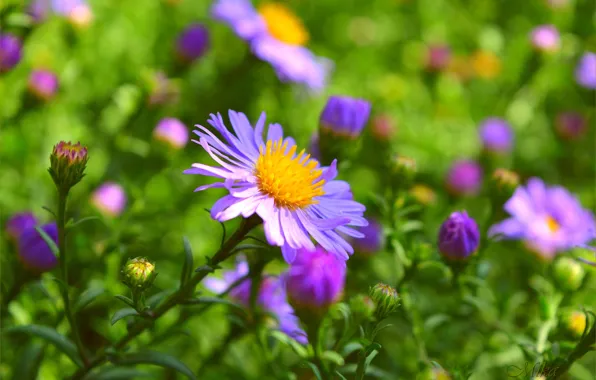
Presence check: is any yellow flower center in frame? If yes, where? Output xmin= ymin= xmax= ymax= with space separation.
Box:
xmin=254 ymin=139 xmax=325 ymax=210
xmin=546 ymin=216 xmax=560 ymax=233
xmin=471 ymin=51 xmax=501 ymax=79
xmin=570 ymin=312 xmax=586 ymax=335
xmin=258 ymin=3 xmax=309 ymax=46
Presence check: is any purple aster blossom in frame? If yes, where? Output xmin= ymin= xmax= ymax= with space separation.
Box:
xmin=353 ymin=218 xmax=383 ymax=254
xmin=489 ymin=178 xmax=596 ymax=259
xmin=91 ymin=182 xmax=127 ymax=217
xmin=6 ymin=212 xmax=38 ymax=241
xmin=575 ymin=52 xmax=596 ymax=89
xmin=28 ymin=69 xmax=59 ymax=100
xmin=446 ymin=160 xmax=483 ymax=196
xmin=176 ymin=23 xmax=210 ymax=63
xmin=51 ymin=0 xmax=84 ymax=15
xmin=211 ymin=0 xmax=267 ymax=41
xmin=154 ymin=118 xmax=189 ymax=149
xmin=285 ymin=246 xmax=346 ymax=309
xmin=319 ymin=96 xmax=372 ymax=138
xmin=479 ymin=117 xmax=513 ymax=153
xmin=555 ymin=112 xmax=587 ymax=140
xmin=426 ymin=44 xmax=451 ymax=71
xmin=438 ymin=211 xmax=480 ymax=260
xmin=17 ymin=222 xmax=58 ymax=273
xmin=530 ymin=25 xmax=560 ymax=52
xmin=0 ymin=33 xmax=23 ymax=73
xmin=184 ymin=110 xmax=368 ymax=263
xmin=28 ymin=0 xmax=51 ymax=23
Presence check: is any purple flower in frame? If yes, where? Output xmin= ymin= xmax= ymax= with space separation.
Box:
xmin=51 ymin=0 xmax=84 ymax=15
xmin=575 ymin=52 xmax=596 ymax=89
xmin=154 ymin=118 xmax=188 ymax=149
xmin=18 ymin=222 xmax=59 ymax=272
xmin=184 ymin=110 xmax=368 ymax=263
xmin=489 ymin=178 xmax=596 ymax=259
xmin=0 ymin=33 xmax=23 ymax=73
xmin=353 ymin=218 xmax=383 ymax=254
xmin=479 ymin=117 xmax=513 ymax=153
xmin=438 ymin=211 xmax=480 ymax=260
xmin=530 ymin=25 xmax=560 ymax=52
xmin=319 ymin=96 xmax=372 ymax=138
xmin=426 ymin=44 xmax=451 ymax=71
xmin=555 ymin=112 xmax=587 ymax=140
xmin=6 ymin=212 xmax=38 ymax=241
xmin=28 ymin=0 xmax=51 ymax=23
xmin=176 ymin=23 xmax=210 ymax=63
xmin=286 ymin=246 xmax=346 ymax=309
xmin=308 ymin=133 xmax=320 ymax=161
xmin=211 ymin=0 xmax=267 ymax=41
xmin=28 ymin=69 xmax=59 ymax=100
xmin=91 ymin=182 xmax=127 ymax=217
xmin=446 ymin=160 xmax=483 ymax=196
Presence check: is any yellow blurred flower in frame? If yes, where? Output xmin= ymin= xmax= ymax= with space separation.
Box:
xmin=471 ymin=50 xmax=501 ymax=79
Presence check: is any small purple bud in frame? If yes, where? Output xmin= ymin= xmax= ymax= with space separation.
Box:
xmin=319 ymin=95 xmax=372 ymax=138
xmin=530 ymin=25 xmax=560 ymax=52
xmin=28 ymin=69 xmax=59 ymax=100
xmin=446 ymin=160 xmax=483 ymax=196
xmin=18 ymin=222 xmax=59 ymax=273
xmin=176 ymin=23 xmax=210 ymax=63
xmin=555 ymin=112 xmax=587 ymax=140
xmin=6 ymin=212 xmax=38 ymax=241
xmin=479 ymin=117 xmax=513 ymax=153
xmin=438 ymin=211 xmax=480 ymax=260
xmin=153 ymin=118 xmax=189 ymax=149
xmin=426 ymin=44 xmax=451 ymax=71
xmin=575 ymin=52 xmax=596 ymax=89
xmin=353 ymin=218 xmax=384 ymax=254
xmin=0 ymin=33 xmax=23 ymax=73
xmin=91 ymin=182 xmax=127 ymax=217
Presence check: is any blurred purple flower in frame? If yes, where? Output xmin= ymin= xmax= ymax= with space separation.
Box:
xmin=28 ymin=69 xmax=59 ymax=100
xmin=154 ymin=118 xmax=188 ymax=149
xmin=211 ymin=0 xmax=267 ymax=41
xmin=446 ymin=160 xmax=483 ymax=196
xmin=0 ymin=33 xmax=23 ymax=73
xmin=353 ymin=218 xmax=383 ymax=254
xmin=426 ymin=44 xmax=451 ymax=71
xmin=28 ymin=0 xmax=51 ymax=23
xmin=6 ymin=212 xmax=38 ymax=241
xmin=555 ymin=112 xmax=587 ymax=140
xmin=479 ymin=117 xmax=513 ymax=153
xmin=438 ymin=211 xmax=480 ymax=260
xmin=489 ymin=178 xmax=596 ymax=259
xmin=18 ymin=222 xmax=59 ymax=273
xmin=286 ymin=246 xmax=346 ymax=309
xmin=575 ymin=52 xmax=596 ymax=89
xmin=308 ymin=133 xmax=320 ymax=160
xmin=91 ymin=182 xmax=127 ymax=217
xmin=319 ymin=96 xmax=372 ymax=138
xmin=530 ymin=25 xmax=560 ymax=52
xmin=176 ymin=23 xmax=210 ymax=63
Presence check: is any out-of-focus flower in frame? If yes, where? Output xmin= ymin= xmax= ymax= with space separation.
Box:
xmin=0 ymin=33 xmax=23 ymax=73
xmin=563 ymin=310 xmax=587 ymax=337
xmin=438 ymin=211 xmax=480 ymax=260
xmin=575 ymin=52 xmax=596 ymax=89
xmin=28 ymin=0 xmax=51 ymax=23
xmin=392 ymin=155 xmax=417 ymax=183
xmin=28 ymin=69 xmax=59 ymax=100
xmin=445 ymin=160 xmax=483 ymax=196
xmin=555 ymin=112 xmax=587 ymax=140
xmin=409 ymin=184 xmax=437 ymax=206
xmin=547 ymin=0 xmax=570 ymax=8
xmin=211 ymin=0 xmax=331 ymax=91
xmin=431 ymin=367 xmax=452 ymax=380
xmin=18 ymin=222 xmax=58 ymax=273
xmin=122 ymin=257 xmax=157 ymax=291
xmin=308 ymin=133 xmax=320 ymax=160
xmin=68 ymin=2 xmax=93 ymax=27
xmin=49 ymin=141 xmax=89 ymax=192
xmin=184 ymin=110 xmax=367 ymax=262
xmin=28 ymin=0 xmax=92 ymax=26
xmin=91 ymin=182 xmax=127 ymax=217
xmin=489 ymin=178 xmax=596 ymax=259
xmin=479 ymin=118 xmax=513 ymax=153
xmin=491 ymin=168 xmax=520 ymax=198
xmin=447 ymin=55 xmax=473 ymax=81
xmin=371 ymin=114 xmax=395 ymax=141
xmin=426 ymin=44 xmax=451 ymax=71
xmin=176 ymin=23 xmax=210 ymax=63
xmin=154 ymin=118 xmax=188 ymax=149
xmin=6 ymin=212 xmax=38 ymax=241
xmin=369 ymin=283 xmax=400 ymax=320
xmin=553 ymin=257 xmax=585 ymax=291
xmin=319 ymin=96 xmax=372 ymax=138
xmin=286 ymin=246 xmax=346 ymax=311
xmin=147 ymin=71 xmax=180 ymax=106
xmin=353 ymin=218 xmax=383 ymax=254
xmin=530 ymin=25 xmax=560 ymax=52
xmin=205 ymin=256 xmax=307 ymax=344
xmin=471 ymin=50 xmax=501 ymax=79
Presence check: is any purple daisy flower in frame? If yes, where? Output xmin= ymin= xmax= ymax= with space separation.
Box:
xmin=28 ymin=69 xmax=59 ymax=100
xmin=91 ymin=182 xmax=127 ymax=217
xmin=352 ymin=218 xmax=383 ymax=254
xmin=438 ymin=211 xmax=480 ymax=260
xmin=489 ymin=178 xmax=596 ymax=259
xmin=0 ymin=33 xmax=23 ymax=73
xmin=211 ymin=0 xmax=267 ymax=41
xmin=575 ymin=52 xmax=596 ymax=89
xmin=445 ymin=160 xmax=483 ymax=196
xmin=176 ymin=23 xmax=210 ymax=63
xmin=530 ymin=25 xmax=560 ymax=52
xmin=479 ymin=117 xmax=513 ymax=153
xmin=154 ymin=118 xmax=189 ymax=149
xmin=285 ymin=246 xmax=346 ymax=309
xmin=184 ymin=110 xmax=368 ymax=263
xmin=6 ymin=212 xmax=38 ymax=241
xmin=18 ymin=222 xmax=59 ymax=273
xmin=319 ymin=95 xmax=372 ymax=138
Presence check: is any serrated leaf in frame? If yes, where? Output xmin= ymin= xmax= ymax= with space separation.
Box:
xmin=5 ymin=325 xmax=83 ymax=367
xmin=114 ymin=295 xmax=135 ymax=308
xmin=110 ymin=351 xmax=196 ymax=380
xmin=13 ymin=342 xmax=45 ymax=380
xmin=34 ymin=226 xmax=60 ymax=257
xmin=304 ymin=361 xmax=323 ymax=380
xmin=111 ymin=308 xmax=139 ymax=326
xmin=269 ymin=330 xmax=308 ymax=358
xmin=321 ymin=351 xmax=345 ymax=366
xmin=66 ymin=216 xmax=101 ymax=231
xmin=180 ymin=237 xmax=194 ymax=288
xmin=83 ymin=367 xmax=153 ymax=380
xmin=74 ymin=288 xmax=105 ymax=312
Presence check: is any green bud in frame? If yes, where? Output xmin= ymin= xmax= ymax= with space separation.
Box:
xmin=48 ymin=141 xmax=89 ymax=193
xmin=563 ymin=310 xmax=587 ymax=338
xmin=431 ymin=368 xmax=452 ymax=380
xmin=122 ymin=257 xmax=157 ymax=291
xmin=369 ymin=283 xmax=400 ymax=320
xmin=392 ymin=155 xmax=417 ymax=184
xmin=553 ymin=257 xmax=585 ymax=291
xmin=349 ymin=294 xmax=376 ymax=321
xmin=490 ymin=168 xmax=519 ymax=198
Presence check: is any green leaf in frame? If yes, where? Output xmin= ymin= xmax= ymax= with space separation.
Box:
xmin=66 ymin=216 xmax=101 ymax=231
xmin=304 ymin=361 xmax=323 ymax=380
xmin=41 ymin=205 xmax=57 ymax=218
xmin=110 ymin=351 xmax=196 ymax=380
xmin=334 ymin=370 xmax=348 ymax=380
xmin=321 ymin=351 xmax=345 ymax=366
xmin=83 ymin=366 xmax=153 ymax=380
xmin=569 ymin=362 xmax=596 ymax=380
xmin=34 ymin=226 xmax=60 ymax=257
xmin=341 ymin=342 xmax=364 ymax=357
xmin=13 ymin=342 xmax=45 ymax=380
xmin=194 ymin=265 xmax=215 ymax=273
xmin=180 ymin=237 xmax=194 ymax=289
xmin=424 ymin=314 xmax=451 ymax=332
xmin=147 ymin=289 xmax=175 ymax=309
xmin=111 ymin=308 xmax=139 ymax=326
xmin=114 ymin=295 xmax=135 ymax=308
xmin=269 ymin=330 xmax=308 ymax=358
xmin=5 ymin=325 xmax=83 ymax=367
xmin=182 ymin=296 xmax=244 ymax=311
xmin=74 ymin=288 xmax=105 ymax=312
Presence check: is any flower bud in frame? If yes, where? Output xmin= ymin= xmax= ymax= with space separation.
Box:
xmin=122 ymin=257 xmax=157 ymax=291
xmin=49 ymin=141 xmax=89 ymax=192
xmin=6 ymin=212 xmax=38 ymax=241
xmin=319 ymin=95 xmax=372 ymax=139
xmin=91 ymin=182 xmax=127 ymax=217
xmin=18 ymin=222 xmax=59 ymax=273
xmin=438 ymin=211 xmax=480 ymax=261
xmin=369 ymin=283 xmax=400 ymax=320
xmin=349 ymin=294 xmax=376 ymax=321
xmin=28 ymin=69 xmax=59 ymax=101
xmin=530 ymin=25 xmax=560 ymax=53
xmin=553 ymin=257 xmax=585 ymax=291
xmin=0 ymin=33 xmax=22 ymax=73
xmin=425 ymin=44 xmax=451 ymax=71
xmin=490 ymin=168 xmax=519 ymax=198
xmin=392 ymin=155 xmax=417 ymax=184
xmin=370 ymin=114 xmax=395 ymax=141
xmin=176 ymin=23 xmax=210 ymax=63
xmin=575 ymin=52 xmax=596 ymax=90
xmin=445 ymin=160 xmax=483 ymax=196
xmin=471 ymin=50 xmax=501 ymax=79
xmin=563 ymin=310 xmax=587 ymax=337
xmin=479 ymin=118 xmax=513 ymax=154
xmin=153 ymin=117 xmax=189 ymax=149
xmin=555 ymin=112 xmax=587 ymax=140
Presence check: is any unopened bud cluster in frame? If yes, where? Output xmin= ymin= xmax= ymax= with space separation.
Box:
xmin=122 ymin=257 xmax=157 ymax=291
xmin=49 ymin=141 xmax=89 ymax=192
xmin=369 ymin=283 xmax=400 ymax=320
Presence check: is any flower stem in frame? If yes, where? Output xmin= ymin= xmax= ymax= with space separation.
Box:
xmin=544 ymin=322 xmax=596 ymax=379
